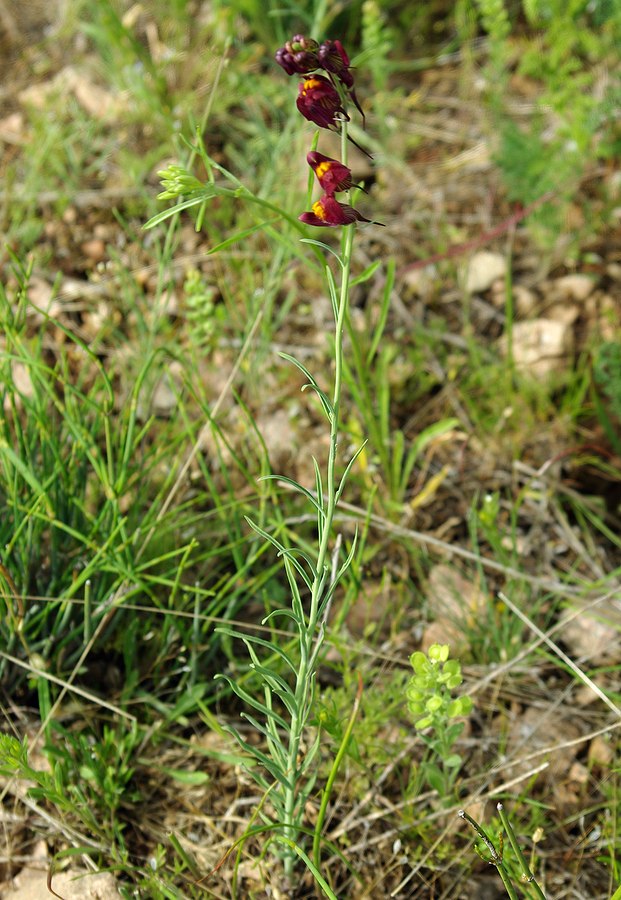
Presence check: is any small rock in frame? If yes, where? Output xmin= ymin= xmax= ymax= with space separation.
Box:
xmin=499 ymin=318 xmax=572 ymax=376
xmin=588 ymin=735 xmax=614 ymax=767
xmin=81 ymin=239 xmax=106 ymax=262
xmin=513 ymin=285 xmax=539 ymax=317
xmin=551 ymin=274 xmax=598 ymax=302
xmin=402 ymin=265 xmax=438 ymax=298
xmin=545 ymin=301 xmax=580 ymax=326
xmin=464 ymin=251 xmax=507 ymax=294
xmin=4 ymin=363 xmax=34 ymax=411
xmin=3 ymin=869 xmax=121 ymax=899
xmin=0 ymin=111 xmax=25 ymax=143
xmin=568 ymin=761 xmax=589 ymax=784
xmin=506 ymin=707 xmax=580 ymax=778
xmin=26 ymin=276 xmax=54 ymax=311
xmin=421 ymin=564 xmax=487 ymax=655
xmin=606 ymin=263 xmax=621 ymax=281
xmin=561 ymin=601 xmax=621 ymax=665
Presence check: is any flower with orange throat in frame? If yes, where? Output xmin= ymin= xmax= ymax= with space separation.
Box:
xmin=306 ymin=151 xmax=355 ymax=194
xmin=299 ymin=194 xmax=375 ymax=227
xmin=296 ymin=75 xmax=347 ymax=129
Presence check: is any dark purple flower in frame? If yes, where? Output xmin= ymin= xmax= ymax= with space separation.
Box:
xmin=275 ymin=35 xmax=319 ymax=75
xmin=306 ymin=151 xmax=354 ymax=194
xmin=296 ymin=75 xmax=347 ymax=129
xmin=299 ymin=194 xmax=373 ymax=227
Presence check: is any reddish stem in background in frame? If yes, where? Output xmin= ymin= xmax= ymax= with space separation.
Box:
xmin=398 ymin=190 xmax=556 ymax=276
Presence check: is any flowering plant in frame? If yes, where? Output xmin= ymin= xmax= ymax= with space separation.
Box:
xmin=217 ymin=34 xmax=381 ymax=883
xmin=147 ymin=33 xmax=382 ymax=892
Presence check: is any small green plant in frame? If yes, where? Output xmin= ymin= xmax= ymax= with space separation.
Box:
xmin=407 ymin=643 xmax=473 ymax=798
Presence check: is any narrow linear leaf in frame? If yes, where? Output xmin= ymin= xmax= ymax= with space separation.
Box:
xmin=221 ymin=723 xmax=291 ymax=790
xmin=278 ymin=352 xmax=333 ymax=419
xmin=214 ymin=628 xmax=297 ymax=674
xmin=248 ymin=664 xmax=298 ymax=717
xmin=0 ymin=442 xmax=55 ymax=516
xmin=335 ymin=441 xmax=368 ymax=503
xmin=144 ymin=193 xmax=213 ymax=230
xmin=245 ymin=517 xmax=313 ymax=591
xmin=262 ymin=606 xmax=304 ymax=628
xmin=207 ymin=218 xmax=279 ymax=254
xmin=260 ymin=474 xmax=325 ymax=517
xmin=367 ymin=258 xmax=395 ymax=364
xmin=272 ymin=837 xmax=338 ymax=900
xmin=300 ymin=238 xmax=343 ymax=266
xmin=240 ymin=712 xmax=288 ymax=765
xmin=214 ymin=675 xmax=289 ymax=731
xmin=350 ymin=259 xmax=381 ymax=287
xmin=281 ymin=554 xmax=306 ymax=623
xmin=326 ymin=265 xmax=339 ymax=320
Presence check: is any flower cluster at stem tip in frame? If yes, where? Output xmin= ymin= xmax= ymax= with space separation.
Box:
xmin=275 ymin=34 xmax=383 ymax=228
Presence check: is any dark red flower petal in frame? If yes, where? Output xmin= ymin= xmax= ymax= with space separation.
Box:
xmin=299 ymin=194 xmax=378 ymax=227
xmin=296 ymin=75 xmax=347 ymax=129
xmin=318 ymin=40 xmax=353 ymax=87
xmin=306 ymin=151 xmax=354 ymax=194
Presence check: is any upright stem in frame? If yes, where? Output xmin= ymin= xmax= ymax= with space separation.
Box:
xmin=282 ymin=115 xmax=355 ymax=878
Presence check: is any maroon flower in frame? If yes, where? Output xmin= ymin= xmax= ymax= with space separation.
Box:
xmin=307 ymin=151 xmax=354 ymax=194
xmin=318 ymin=39 xmax=365 ymax=123
xmin=299 ymin=194 xmax=373 ymax=227
xmin=296 ymin=75 xmax=347 ymax=129
xmin=317 ymin=39 xmax=354 ymax=88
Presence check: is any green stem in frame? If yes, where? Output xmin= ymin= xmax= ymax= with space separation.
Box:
xmin=496 ymin=803 xmax=547 ymax=899
xmin=459 ymin=809 xmax=521 ymax=900
xmin=281 ymin=114 xmax=356 ymax=879
xmin=313 ymin=673 xmax=363 ymax=868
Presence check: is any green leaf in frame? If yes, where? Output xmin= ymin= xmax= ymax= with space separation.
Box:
xmin=143 ymin=192 xmax=215 ymax=230
xmin=278 ymin=353 xmax=333 ymax=419
xmin=159 ymin=768 xmax=210 ymax=785
xmin=444 ymin=753 xmax=463 ymax=768
xmin=207 ymin=218 xmax=280 ymax=254
xmin=214 ymin=674 xmax=289 ymax=731
xmin=335 ymin=441 xmax=368 ymax=503
xmin=245 ymin=516 xmax=313 ymax=591
xmin=260 ymin=474 xmax=325 ymax=517
xmin=214 ymin=627 xmax=297 ymax=674
xmin=300 ymin=238 xmax=343 ymax=265
xmin=350 ymin=259 xmax=381 ymax=287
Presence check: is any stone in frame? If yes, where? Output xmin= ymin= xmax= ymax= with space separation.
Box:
xmin=464 ymin=251 xmax=507 ymax=294
xmin=550 ymin=274 xmax=598 ymax=302
xmin=499 ymin=318 xmax=572 ymax=376
xmin=545 ymin=302 xmax=580 ymax=326
xmin=561 ymin=600 xmax=621 ymax=665
xmin=513 ymin=285 xmax=539 ymax=317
